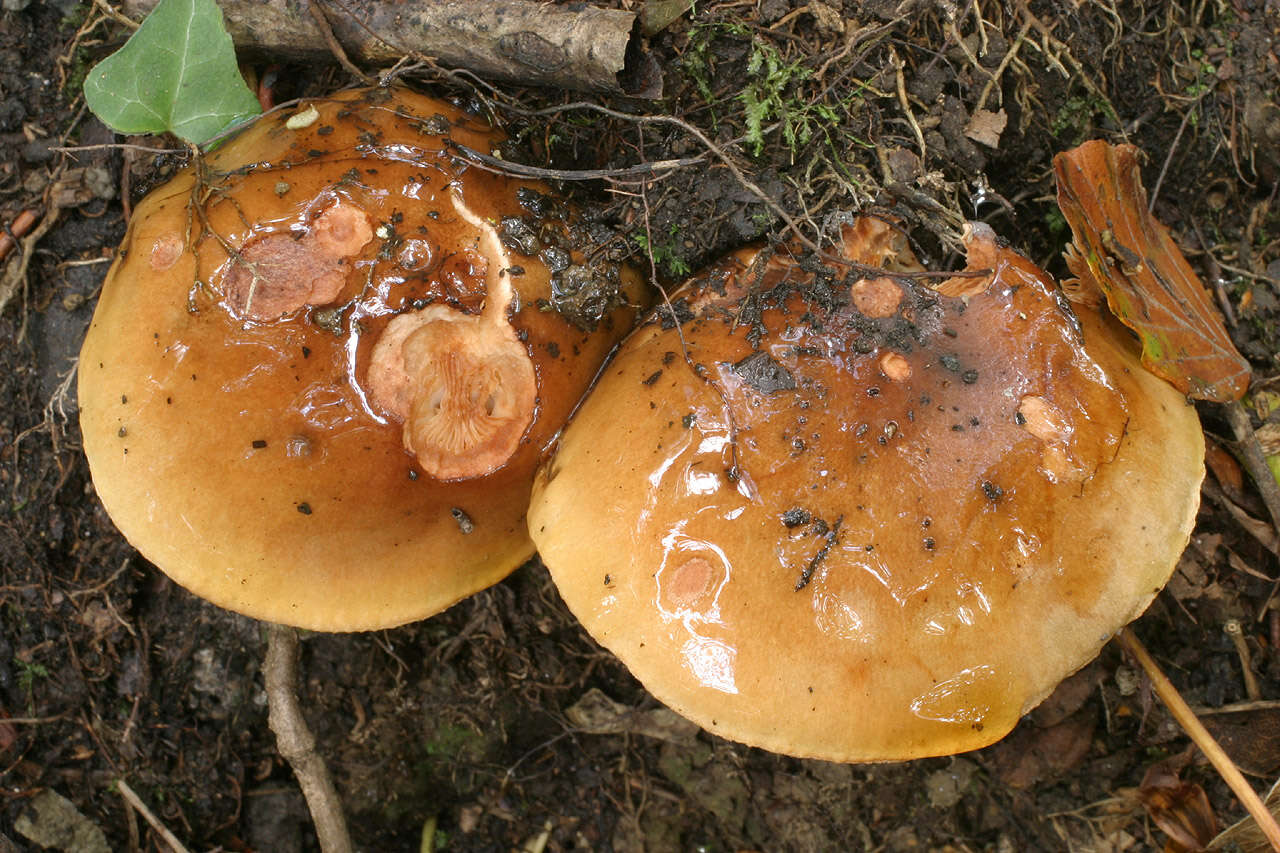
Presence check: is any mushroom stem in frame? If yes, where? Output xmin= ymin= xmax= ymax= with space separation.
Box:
xmin=264 ymin=623 xmax=354 ymax=853
xmin=1117 ymin=627 xmax=1280 ymax=848
xmin=449 ymin=188 xmax=514 ymax=326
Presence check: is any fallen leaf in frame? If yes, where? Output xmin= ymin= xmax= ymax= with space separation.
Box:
xmin=1252 ymin=390 xmax=1280 ymax=420
xmin=1140 ymin=760 xmax=1219 ymax=851
xmin=0 ymin=718 xmax=15 ymax=755
xmin=1054 ymin=140 xmax=1251 ymax=402
xmin=566 ymin=688 xmax=700 ymax=743
xmin=1075 ymin=829 xmax=1137 ymax=853
xmin=1256 ymin=422 xmax=1280 ymax=455
xmin=807 ymin=0 xmax=845 ymax=36
xmin=1205 ymin=438 xmax=1246 ymax=499
xmin=985 ymin=708 xmax=1096 ymax=788
xmin=1030 ymin=661 xmax=1105 ymax=727
xmin=640 ymin=0 xmax=694 ymax=35
xmin=1200 ymin=705 xmax=1280 ymax=778
xmin=965 ymin=108 xmax=1007 ymax=148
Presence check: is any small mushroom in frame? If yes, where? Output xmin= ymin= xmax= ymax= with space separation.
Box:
xmin=528 ymin=219 xmax=1204 ymax=761
xmin=79 ymin=87 xmax=643 ymax=631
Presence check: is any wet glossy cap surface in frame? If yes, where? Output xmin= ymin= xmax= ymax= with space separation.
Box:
xmin=529 ymin=222 xmax=1204 ymax=761
xmin=80 ymin=87 xmax=642 ymax=631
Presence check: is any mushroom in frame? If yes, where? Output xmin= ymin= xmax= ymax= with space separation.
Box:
xmin=79 ymin=87 xmax=643 ymax=631
xmin=528 ymin=218 xmax=1204 ymax=761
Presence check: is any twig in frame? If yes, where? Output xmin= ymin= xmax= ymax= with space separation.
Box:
xmin=449 ymin=142 xmax=707 ymax=181
xmin=116 ymin=778 xmax=192 ymax=853
xmin=1117 ymin=627 xmax=1280 ymax=849
xmin=0 ymin=715 xmax=68 ymax=724
xmin=486 ymin=100 xmax=828 ymax=255
xmin=52 ymin=143 xmax=184 ymax=155
xmin=1224 ymin=619 xmax=1261 ymax=701
xmin=1192 ymin=699 xmax=1280 ymax=715
xmin=93 ymin=0 xmax=140 ymax=29
xmin=67 ymin=558 xmax=131 ymax=600
xmin=891 ymin=46 xmax=926 ymax=164
xmin=1149 ymin=88 xmax=1208 ymax=212
xmin=1224 ymin=399 xmax=1280 ymax=534
xmin=307 ymin=0 xmax=373 ymax=84
xmin=264 ymin=623 xmax=353 ymax=853
xmin=976 ymin=17 xmax=1033 ymax=110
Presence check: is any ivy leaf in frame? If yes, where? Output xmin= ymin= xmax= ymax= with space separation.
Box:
xmin=83 ymin=0 xmax=261 ymax=146
xmin=1054 ymin=140 xmax=1250 ymax=402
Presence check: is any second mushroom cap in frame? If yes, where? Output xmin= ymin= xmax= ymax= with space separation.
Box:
xmin=528 ymin=219 xmax=1204 ymax=761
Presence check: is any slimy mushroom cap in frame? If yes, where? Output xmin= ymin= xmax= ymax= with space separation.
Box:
xmin=80 ymin=87 xmax=643 ymax=630
xmin=529 ymin=220 xmax=1204 ymax=760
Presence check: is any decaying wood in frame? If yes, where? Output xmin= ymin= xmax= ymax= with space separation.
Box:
xmin=122 ymin=0 xmax=660 ymax=97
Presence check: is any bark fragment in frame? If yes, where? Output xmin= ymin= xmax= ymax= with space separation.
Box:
xmin=123 ymin=0 xmax=660 ymax=96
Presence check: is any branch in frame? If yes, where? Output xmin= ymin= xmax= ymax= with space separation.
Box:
xmin=120 ymin=0 xmax=660 ymax=97
xmin=264 ymin=623 xmax=353 ymax=853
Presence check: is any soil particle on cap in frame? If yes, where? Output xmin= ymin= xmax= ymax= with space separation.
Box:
xmin=781 ymin=508 xmax=811 ymax=528
xmin=450 ymin=507 xmax=475 ymax=534
xmin=539 ymin=246 xmax=571 ymax=273
xmin=419 ymin=113 xmax=452 ymax=135
xmin=794 ymin=516 xmax=841 ymax=591
xmin=731 ymin=351 xmax=795 ymax=394
xmin=515 ymin=187 xmax=553 ymax=217
xmin=499 ymin=216 xmax=540 ymax=255
xmin=550 ymin=261 xmax=623 ymax=330
xmin=656 ymin=298 xmax=695 ymax=329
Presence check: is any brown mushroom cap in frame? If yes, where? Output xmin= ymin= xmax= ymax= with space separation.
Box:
xmin=528 ymin=220 xmax=1204 ymax=761
xmin=79 ymin=87 xmax=643 ymax=631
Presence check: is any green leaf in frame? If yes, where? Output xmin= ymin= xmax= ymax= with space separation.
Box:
xmin=83 ymin=0 xmax=261 ymax=145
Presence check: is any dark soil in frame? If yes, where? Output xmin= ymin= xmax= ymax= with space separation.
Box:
xmin=3 ymin=1 xmax=1280 ymax=851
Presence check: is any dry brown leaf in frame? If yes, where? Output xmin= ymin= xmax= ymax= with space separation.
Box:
xmin=986 ymin=709 xmax=1096 ymax=789
xmin=965 ymin=108 xmax=1007 ymax=148
xmin=1205 ymin=438 xmax=1246 ymax=499
xmin=1140 ymin=760 xmax=1219 ymax=851
xmin=1200 ymin=705 xmax=1280 ymax=778
xmin=565 ymin=688 xmax=700 ymax=743
xmin=0 ymin=718 xmax=15 ymax=756
xmin=1054 ymin=140 xmax=1250 ymax=402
